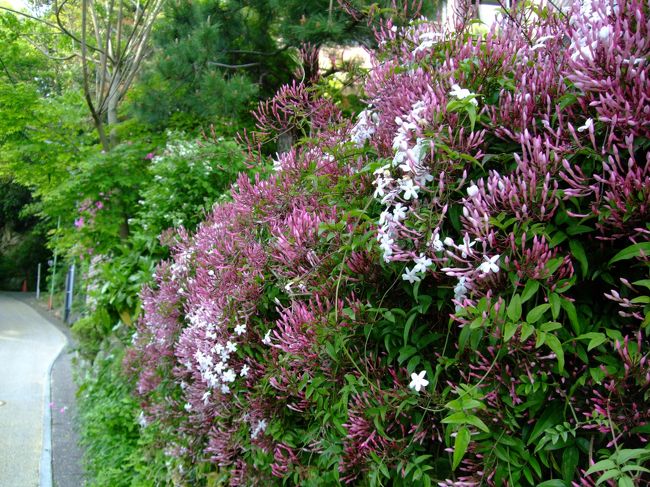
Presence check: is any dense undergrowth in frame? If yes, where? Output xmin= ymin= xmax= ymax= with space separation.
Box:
xmin=81 ymin=0 xmax=649 ymax=485
xmin=126 ymin=2 xmax=650 ymax=485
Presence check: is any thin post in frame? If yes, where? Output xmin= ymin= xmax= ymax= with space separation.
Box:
xmin=48 ymin=217 xmax=60 ymax=310
xmin=64 ymin=263 xmax=75 ymax=324
xmin=36 ymin=263 xmax=41 ymax=300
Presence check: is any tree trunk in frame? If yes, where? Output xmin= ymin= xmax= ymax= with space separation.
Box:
xmin=106 ymin=68 xmax=121 ymax=149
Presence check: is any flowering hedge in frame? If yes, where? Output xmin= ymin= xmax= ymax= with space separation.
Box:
xmin=126 ymin=1 xmax=650 ymax=485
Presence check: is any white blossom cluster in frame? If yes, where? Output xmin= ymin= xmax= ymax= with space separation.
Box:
xmin=181 ymin=305 xmax=252 ymax=396
xmin=350 ymin=109 xmax=379 ymax=147
xmin=568 ymin=0 xmax=617 ymax=62
xmin=371 ymin=102 xmax=502 ymax=310
xmin=373 ymin=98 xmax=433 ymax=276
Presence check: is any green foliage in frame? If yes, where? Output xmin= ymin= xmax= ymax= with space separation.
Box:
xmin=132 ymin=0 xmax=293 ymax=131
xmin=77 ymin=341 xmax=173 ymax=487
xmin=71 ymin=308 xmax=114 ymax=359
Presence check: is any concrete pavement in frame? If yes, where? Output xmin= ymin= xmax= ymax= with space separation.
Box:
xmin=0 ymin=292 xmax=67 ymax=487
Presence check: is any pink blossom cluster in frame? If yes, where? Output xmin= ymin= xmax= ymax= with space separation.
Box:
xmin=74 ymin=195 xmax=108 ymax=229
xmin=127 ymin=0 xmax=650 ymax=484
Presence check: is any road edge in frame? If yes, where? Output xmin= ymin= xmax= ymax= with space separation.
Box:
xmin=7 ymin=292 xmax=81 ymax=487
xmin=41 ymin=335 xmax=67 ymax=487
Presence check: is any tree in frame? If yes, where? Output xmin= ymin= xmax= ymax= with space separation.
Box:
xmin=131 ymin=0 xmax=428 ymax=133
xmin=1 ymin=0 xmax=165 ymax=150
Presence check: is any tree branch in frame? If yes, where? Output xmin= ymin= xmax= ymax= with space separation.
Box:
xmin=0 ymin=54 xmax=16 ymax=85
xmin=206 ymin=61 xmax=261 ymax=69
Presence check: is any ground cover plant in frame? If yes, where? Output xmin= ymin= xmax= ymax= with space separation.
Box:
xmin=127 ymin=0 xmax=650 ymax=485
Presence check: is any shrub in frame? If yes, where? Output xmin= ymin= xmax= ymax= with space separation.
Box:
xmin=128 ymin=1 xmax=650 ymax=485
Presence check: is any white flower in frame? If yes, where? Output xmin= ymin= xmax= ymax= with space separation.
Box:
xmin=458 ymin=235 xmax=476 ymax=258
xmin=262 ymin=330 xmax=272 ymax=345
xmin=449 ymin=84 xmax=478 ymax=106
xmin=379 ymin=234 xmax=394 ymax=254
xmin=184 ymin=403 xmax=192 ymax=411
xmin=430 ymin=233 xmax=444 ymax=252
xmin=222 ymin=369 xmax=236 ymax=383
xmin=373 ymin=177 xmax=389 ymax=198
xmin=234 ymin=324 xmax=246 ymax=335
xmin=373 ymin=164 xmax=391 ymax=176
xmin=577 ymin=118 xmax=594 ymax=132
xmin=240 ymin=365 xmax=250 ymax=377
xmin=220 ymin=384 xmax=230 ymax=394
xmin=393 ymin=203 xmax=408 ymax=221
xmin=399 ymin=162 xmax=412 ymax=173
xmin=402 ymin=266 xmax=422 ymax=284
xmin=226 ymin=340 xmax=237 ymax=353
xmin=379 ymin=210 xmax=392 ymax=225
xmin=443 ymin=237 xmax=455 ymax=247
xmin=350 ymin=110 xmax=377 ymax=147
xmin=400 ymin=178 xmax=419 ymax=200
xmin=214 ymin=361 xmax=225 ymax=374
xmin=454 ymin=277 xmax=468 ymax=299
xmin=413 ymin=254 xmax=433 ymax=273
xmin=393 ymin=150 xmax=408 ymax=167
xmin=466 ymin=184 xmax=479 ymax=198
xmin=409 ymin=370 xmax=429 ymax=392
xmin=413 ymin=39 xmax=434 ymax=55
xmin=201 ymin=391 xmax=211 ymax=405
xmin=531 ymin=35 xmax=554 ymax=51
xmin=478 ymin=254 xmax=500 ymax=274
xmin=598 ymin=25 xmax=612 ymax=42
xmin=251 ymin=419 xmax=268 ymax=439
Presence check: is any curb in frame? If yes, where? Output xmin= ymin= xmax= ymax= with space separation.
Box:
xmin=9 ymin=293 xmax=80 ymax=487
xmin=41 ymin=335 xmax=67 ymax=487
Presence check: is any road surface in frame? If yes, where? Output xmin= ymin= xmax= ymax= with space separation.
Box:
xmin=0 ymin=293 xmax=67 ymax=487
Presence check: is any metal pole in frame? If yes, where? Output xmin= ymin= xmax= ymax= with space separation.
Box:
xmin=64 ymin=263 xmax=75 ymax=324
xmin=48 ymin=217 xmax=61 ymax=310
xmin=63 ymin=268 xmax=68 ymax=322
xmin=36 ymin=263 xmax=41 ymax=300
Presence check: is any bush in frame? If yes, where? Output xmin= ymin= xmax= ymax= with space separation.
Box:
xmin=128 ymin=1 xmax=650 ymax=485
xmin=71 ymin=308 xmax=113 ymax=359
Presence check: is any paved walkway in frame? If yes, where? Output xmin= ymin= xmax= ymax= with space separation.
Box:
xmin=0 ymin=293 xmax=67 ymax=486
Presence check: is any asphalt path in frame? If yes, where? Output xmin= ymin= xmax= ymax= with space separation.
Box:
xmin=0 ymin=293 xmax=67 ymax=487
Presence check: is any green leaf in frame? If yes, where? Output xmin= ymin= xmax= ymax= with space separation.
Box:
xmin=537 ymin=481 xmax=567 ymax=487
xmin=596 ymin=469 xmax=621 ymax=484
xmin=609 ymin=242 xmax=650 ymax=264
xmin=620 ymin=465 xmax=650 ymax=474
xmin=452 ymin=427 xmax=471 ymax=470
xmin=527 ymin=304 xmax=551 ymax=324
xmin=588 ymin=334 xmax=607 ymax=351
xmin=545 ymin=334 xmax=565 ymax=372
xmin=560 ymin=298 xmax=581 ymax=334
xmin=504 ymin=321 xmax=518 ymax=342
xmin=632 ymin=279 xmax=650 ymax=290
xmin=403 ymin=313 xmax=417 ymax=344
xmin=464 ymin=414 xmax=490 ymax=433
xmin=549 ymin=292 xmax=561 ymax=319
xmin=507 ymin=294 xmax=522 ymax=321
xmin=442 ymin=412 xmax=489 ymax=433
xmin=521 ymin=280 xmax=540 ymax=303
xmin=617 ymin=476 xmax=635 ymax=487
xmin=540 ymin=321 xmax=562 ymax=332
xmin=520 ymin=323 xmax=535 ymax=342
xmin=545 ymin=257 xmax=564 ymax=276
xmin=562 ymin=446 xmax=580 ymax=482
xmin=585 ymin=459 xmax=617 ymax=475
xmin=527 ymin=404 xmax=562 ymax=446
xmin=616 ymin=448 xmax=650 ymax=464
xmin=569 ymin=240 xmax=589 ymax=277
